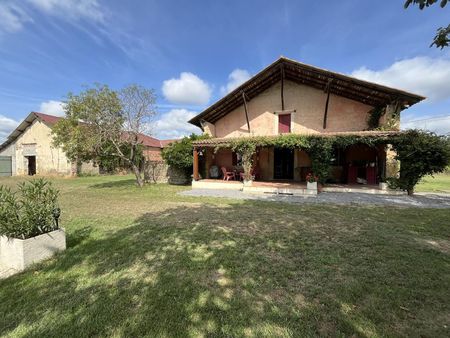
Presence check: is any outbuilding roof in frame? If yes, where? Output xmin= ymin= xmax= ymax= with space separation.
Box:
xmin=0 ymin=112 xmax=175 ymax=151
xmin=189 ymin=57 xmax=425 ymax=128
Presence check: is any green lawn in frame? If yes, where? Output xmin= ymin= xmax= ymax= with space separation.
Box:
xmin=416 ymin=172 xmax=450 ymax=193
xmin=0 ymin=175 xmax=449 ymax=337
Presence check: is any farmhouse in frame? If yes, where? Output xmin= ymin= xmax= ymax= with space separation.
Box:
xmin=0 ymin=112 xmax=173 ymax=177
xmin=189 ymin=57 xmax=425 ymax=194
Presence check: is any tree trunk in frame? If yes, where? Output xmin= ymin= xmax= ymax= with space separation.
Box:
xmin=407 ymin=188 xmax=414 ymax=196
xmin=131 ymin=164 xmax=144 ymax=187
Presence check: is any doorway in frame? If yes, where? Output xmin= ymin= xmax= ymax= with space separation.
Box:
xmin=27 ymin=156 xmax=36 ymax=176
xmin=274 ymin=148 xmax=294 ymax=179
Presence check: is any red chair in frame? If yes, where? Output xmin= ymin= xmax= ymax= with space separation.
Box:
xmin=221 ymin=167 xmax=236 ymax=181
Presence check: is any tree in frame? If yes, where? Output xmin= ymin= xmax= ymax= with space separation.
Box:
xmin=52 ymin=113 xmax=104 ymax=170
xmin=391 ymin=130 xmax=450 ymax=195
xmin=404 ymin=0 xmax=449 ymax=49
xmin=53 ymin=84 xmax=157 ymax=187
xmin=162 ymin=134 xmax=207 ymax=176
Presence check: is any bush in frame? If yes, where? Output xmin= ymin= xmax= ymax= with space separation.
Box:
xmin=0 ymin=179 xmax=60 ymax=239
xmin=162 ymin=134 xmax=209 ymax=174
xmin=391 ymin=130 xmax=450 ymax=195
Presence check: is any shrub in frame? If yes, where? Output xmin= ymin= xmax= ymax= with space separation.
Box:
xmin=162 ymin=134 xmax=209 ymax=175
xmin=0 ymin=179 xmax=60 ymax=239
xmin=391 ymin=130 xmax=450 ymax=195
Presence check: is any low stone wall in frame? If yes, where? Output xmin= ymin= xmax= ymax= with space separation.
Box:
xmin=144 ymin=161 xmax=189 ymax=185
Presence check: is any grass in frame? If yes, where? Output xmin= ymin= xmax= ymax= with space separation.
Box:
xmin=0 ymin=175 xmax=449 ymax=337
xmin=416 ymin=172 xmax=450 ymax=193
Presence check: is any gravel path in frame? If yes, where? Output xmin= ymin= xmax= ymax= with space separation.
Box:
xmin=180 ymin=189 xmax=450 ymax=208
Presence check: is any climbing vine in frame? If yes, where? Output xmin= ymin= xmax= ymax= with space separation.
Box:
xmin=367 ymin=106 xmax=386 ymax=129
xmin=211 ymin=134 xmax=394 ymax=183
xmin=203 ymin=131 xmax=449 ymax=192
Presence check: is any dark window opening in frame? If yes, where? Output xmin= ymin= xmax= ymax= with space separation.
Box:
xmin=232 ymin=152 xmax=243 ymax=166
xmin=27 ymin=156 xmax=36 ymax=176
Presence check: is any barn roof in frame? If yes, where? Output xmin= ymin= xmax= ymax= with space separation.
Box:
xmin=0 ymin=112 xmax=175 ymax=152
xmin=189 ymin=57 xmax=425 ymax=128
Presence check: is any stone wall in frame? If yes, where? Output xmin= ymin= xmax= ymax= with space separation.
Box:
xmin=144 ymin=161 xmax=189 ymax=185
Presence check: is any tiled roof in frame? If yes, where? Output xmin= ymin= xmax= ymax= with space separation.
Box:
xmin=137 ymin=134 xmax=176 ymax=148
xmin=192 ymin=130 xmax=403 ymax=146
xmin=34 ymin=112 xmax=63 ymax=125
xmin=0 ymin=112 xmax=178 ymax=151
xmin=189 ymin=57 xmax=425 ymax=128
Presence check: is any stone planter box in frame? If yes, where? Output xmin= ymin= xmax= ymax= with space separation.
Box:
xmin=307 ymin=181 xmax=318 ymax=191
xmin=379 ymin=182 xmax=388 ymax=190
xmin=243 ymin=179 xmax=253 ymax=187
xmin=0 ymin=229 xmax=66 ymax=271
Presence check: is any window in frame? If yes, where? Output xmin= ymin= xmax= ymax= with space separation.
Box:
xmin=278 ymin=114 xmax=291 ymax=133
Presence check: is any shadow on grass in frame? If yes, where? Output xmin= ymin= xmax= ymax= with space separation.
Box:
xmin=66 ymin=226 xmax=92 ymax=248
xmin=89 ymin=179 xmax=138 ymax=189
xmin=0 ymin=202 xmax=449 ymax=337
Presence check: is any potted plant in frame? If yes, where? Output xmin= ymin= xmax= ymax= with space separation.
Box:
xmin=379 ymin=178 xmax=388 ymax=190
xmin=0 ymin=179 xmax=65 ymax=271
xmin=306 ymin=173 xmax=318 ymax=191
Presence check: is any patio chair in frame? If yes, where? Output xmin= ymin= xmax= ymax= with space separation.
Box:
xmin=221 ymin=167 xmax=236 ymax=181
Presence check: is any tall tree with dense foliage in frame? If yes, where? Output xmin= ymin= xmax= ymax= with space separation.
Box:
xmin=53 ymin=84 xmax=157 ymax=187
xmin=404 ymin=0 xmax=449 ymax=48
xmin=391 ymin=130 xmax=450 ymax=195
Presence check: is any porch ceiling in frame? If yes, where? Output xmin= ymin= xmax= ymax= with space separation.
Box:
xmin=192 ymin=130 xmax=403 ymax=147
xmin=189 ymin=57 xmax=425 ymax=128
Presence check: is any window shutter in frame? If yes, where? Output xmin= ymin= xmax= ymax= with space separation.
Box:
xmin=278 ymin=114 xmax=291 ymax=133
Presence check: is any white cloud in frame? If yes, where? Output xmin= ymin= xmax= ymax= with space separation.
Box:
xmin=162 ymin=72 xmax=212 ymax=105
xmin=220 ymin=69 xmax=251 ymax=95
xmin=0 ymin=2 xmax=32 ymax=34
xmin=351 ymin=56 xmax=450 ymax=102
xmin=0 ymin=114 xmax=20 ymax=144
xmin=27 ymin=0 xmax=105 ymax=22
xmin=39 ymin=100 xmax=65 ymax=116
xmin=402 ymin=115 xmax=450 ymax=135
xmin=153 ymin=109 xmax=201 ymax=139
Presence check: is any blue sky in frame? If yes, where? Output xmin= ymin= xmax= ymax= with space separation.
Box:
xmin=0 ymin=0 xmax=449 ymax=142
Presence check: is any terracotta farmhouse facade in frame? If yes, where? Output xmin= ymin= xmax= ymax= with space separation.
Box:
xmin=189 ymin=57 xmax=424 ymax=194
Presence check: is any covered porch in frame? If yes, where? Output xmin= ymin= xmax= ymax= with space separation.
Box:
xmin=192 ymin=179 xmax=404 ymax=196
xmin=192 ymin=132 xmax=402 ymax=195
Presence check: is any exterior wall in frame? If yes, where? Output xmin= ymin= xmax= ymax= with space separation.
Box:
xmin=214 ymin=149 xmax=234 ymax=170
xmin=202 ymin=121 xmax=216 ymax=137
xmin=144 ymin=161 xmax=189 ymax=184
xmin=4 ymin=119 xmax=99 ymax=176
xmin=78 ymin=162 xmax=100 ymax=175
xmin=205 ymin=146 xmax=311 ymax=182
xmin=143 ymin=146 xmax=164 ymax=161
xmin=213 ymin=80 xmax=373 ymax=138
xmin=0 ymin=143 xmax=16 ymax=175
xmin=14 ymin=120 xmax=72 ymax=175
xmin=379 ymin=103 xmax=401 ymax=130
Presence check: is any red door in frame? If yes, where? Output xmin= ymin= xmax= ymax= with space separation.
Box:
xmin=278 ymin=114 xmax=291 ymax=133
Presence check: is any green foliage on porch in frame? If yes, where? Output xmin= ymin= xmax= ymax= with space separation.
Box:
xmin=209 ymin=131 xmax=450 ymax=193
xmin=162 ymin=134 xmax=209 ymax=174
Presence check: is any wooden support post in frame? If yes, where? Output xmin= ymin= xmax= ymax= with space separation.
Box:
xmin=242 ymin=91 xmax=251 ymax=132
xmin=323 ymin=79 xmax=332 ymax=129
xmin=193 ymin=148 xmax=199 ymax=181
xmin=280 ymin=64 xmax=285 ymax=110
